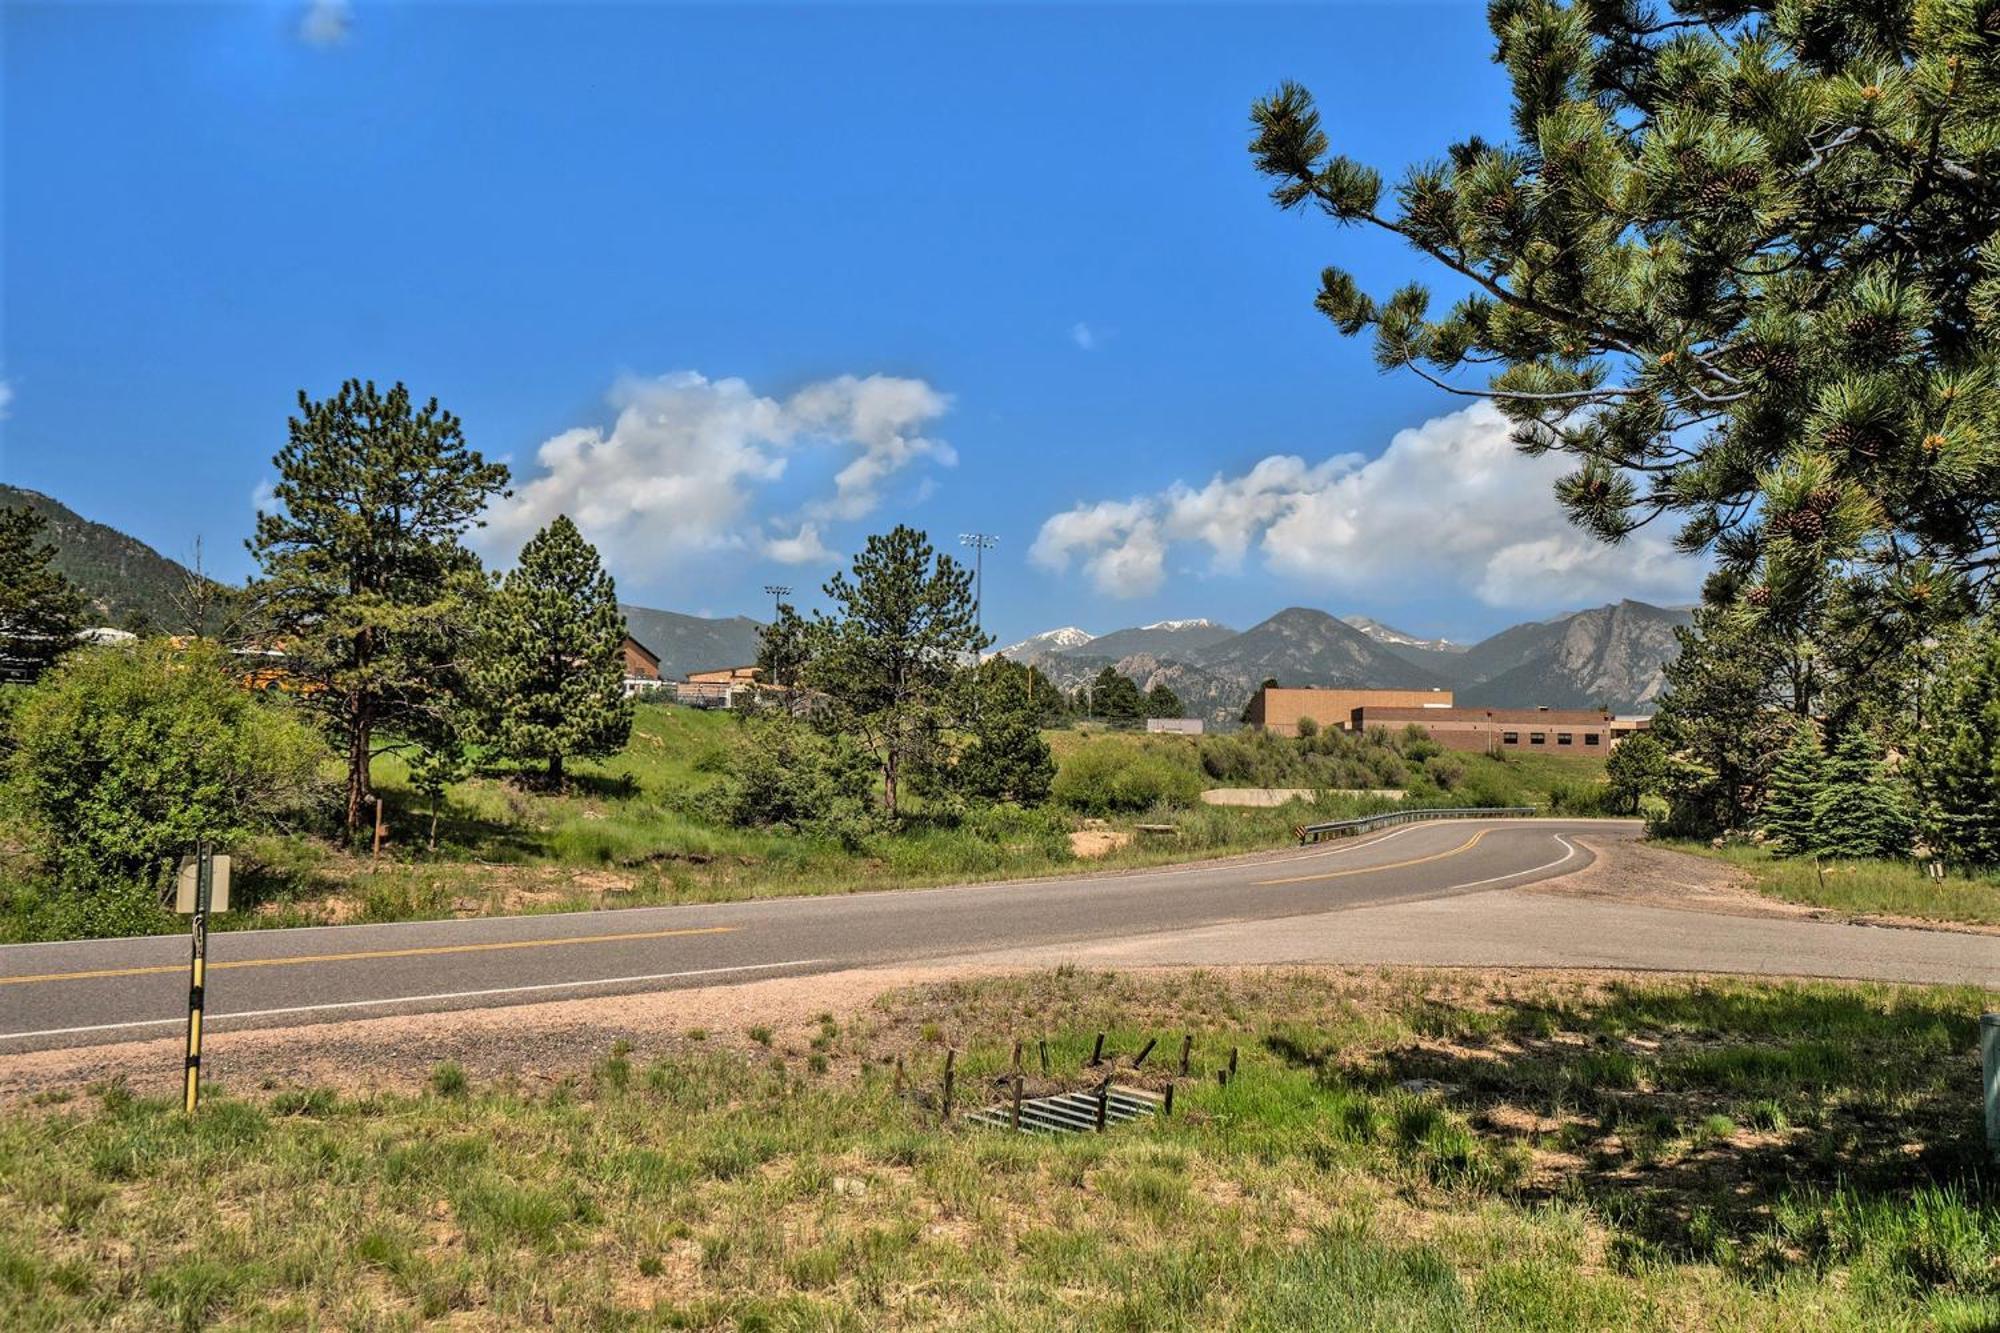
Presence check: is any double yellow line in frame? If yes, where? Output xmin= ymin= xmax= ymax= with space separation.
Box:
xmin=1255 ymin=829 xmax=1489 ymax=886
xmin=0 ymin=924 xmax=737 ymax=988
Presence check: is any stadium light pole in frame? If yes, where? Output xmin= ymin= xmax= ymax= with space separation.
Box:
xmin=762 ymin=584 xmax=790 ymax=621
xmin=958 ymin=533 xmax=997 ymax=636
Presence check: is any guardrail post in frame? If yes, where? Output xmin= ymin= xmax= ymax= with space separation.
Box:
xmin=1983 ymin=1013 xmax=1999 ymax=1162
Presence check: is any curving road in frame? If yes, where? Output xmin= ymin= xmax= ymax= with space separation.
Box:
xmin=0 ymin=818 xmax=1622 ymax=1054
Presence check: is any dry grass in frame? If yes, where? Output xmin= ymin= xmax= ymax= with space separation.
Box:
xmin=4 ymin=967 xmax=1995 ymax=1330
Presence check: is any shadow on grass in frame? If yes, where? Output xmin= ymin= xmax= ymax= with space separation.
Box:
xmin=1268 ymin=981 xmax=1998 ymax=1286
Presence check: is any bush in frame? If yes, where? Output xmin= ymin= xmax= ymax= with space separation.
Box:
xmin=713 ymin=713 xmax=877 ymax=845
xmin=1547 ymin=778 xmax=1612 ymax=816
xmin=1051 ymin=742 xmax=1202 ymax=814
xmin=5 ymin=641 xmax=332 ymax=905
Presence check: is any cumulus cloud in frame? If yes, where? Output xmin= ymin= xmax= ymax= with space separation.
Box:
xmin=1031 ymin=402 xmax=1707 ymax=609
xmin=298 ymin=0 xmax=352 ymax=46
xmin=486 ymin=370 xmax=953 ymax=569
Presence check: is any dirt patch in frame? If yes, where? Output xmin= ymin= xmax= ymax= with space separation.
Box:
xmin=1069 ymin=829 xmax=1133 ymax=859
xmin=1539 ymin=836 xmax=2000 ymax=936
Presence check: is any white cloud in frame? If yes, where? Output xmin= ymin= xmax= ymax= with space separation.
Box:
xmin=1070 ymin=323 xmax=1098 ymax=351
xmin=486 ymin=370 xmax=953 ymax=569
xmin=1031 ymin=402 xmax=1707 ymax=610
xmin=764 ymin=521 xmax=836 ymax=566
xmin=298 ymin=0 xmax=351 ymax=46
xmin=0 ymin=379 xmax=12 ymax=420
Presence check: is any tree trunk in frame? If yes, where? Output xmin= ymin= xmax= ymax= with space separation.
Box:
xmin=882 ymin=752 xmax=898 ymax=818
xmin=548 ymin=752 xmax=564 ymax=785
xmin=344 ymin=701 xmax=372 ymax=832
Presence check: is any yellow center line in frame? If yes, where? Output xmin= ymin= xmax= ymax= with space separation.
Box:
xmin=1255 ymin=829 xmax=1489 ymax=886
xmin=0 ymin=925 xmax=739 ymax=987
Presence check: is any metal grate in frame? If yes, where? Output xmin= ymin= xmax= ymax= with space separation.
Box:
xmin=965 ymin=1083 xmax=1163 ymax=1135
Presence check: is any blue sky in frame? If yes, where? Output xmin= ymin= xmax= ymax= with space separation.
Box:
xmin=2 ymin=1 xmax=1706 ymax=646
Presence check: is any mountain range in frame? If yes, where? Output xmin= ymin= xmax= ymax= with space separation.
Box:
xmin=8 ymin=485 xmax=1691 ymax=718
xmin=995 ymin=602 xmax=1692 ymax=721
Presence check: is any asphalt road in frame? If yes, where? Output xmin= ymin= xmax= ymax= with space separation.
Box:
xmin=0 ymin=818 xmax=1624 ymax=1054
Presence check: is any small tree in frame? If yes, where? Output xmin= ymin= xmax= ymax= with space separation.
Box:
xmin=1811 ymin=726 xmax=1911 ymax=860
xmin=1088 ymin=666 xmax=1144 ymax=721
xmin=798 ymin=526 xmax=986 ymax=817
xmin=475 ymin=515 xmax=632 ymax=783
xmin=954 ymin=665 xmax=1056 ymax=805
xmin=1603 ymin=730 xmax=1667 ymax=817
xmin=6 ymin=641 xmax=330 ymax=927
xmin=0 ymin=505 xmax=86 ymax=683
xmin=1144 ymin=682 xmax=1184 ymax=719
xmin=1757 ymin=722 xmax=1825 ymax=856
xmin=1912 ymin=629 xmax=2000 ymax=866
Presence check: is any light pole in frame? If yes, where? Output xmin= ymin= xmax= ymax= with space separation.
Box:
xmin=959 ymin=533 xmax=997 ymax=636
xmin=762 ymin=584 xmax=791 ymax=621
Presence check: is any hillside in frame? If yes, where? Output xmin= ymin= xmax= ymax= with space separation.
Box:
xmin=0 ymin=485 xmax=205 ymax=630
xmin=1193 ymin=607 xmax=1449 ymax=690
xmin=1079 ymin=618 xmax=1237 ymax=660
xmin=618 ymin=604 xmax=766 ymax=680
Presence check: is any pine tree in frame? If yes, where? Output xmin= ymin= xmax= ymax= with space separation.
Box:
xmin=955 ymin=672 xmax=1056 ymax=806
xmin=1089 ymin=666 xmax=1144 ymax=721
xmin=1250 ymin=5 xmax=2000 ymax=630
xmin=1810 ymin=726 xmax=1911 ymax=861
xmin=1757 ymin=722 xmax=1825 ymax=856
xmin=1144 ymin=682 xmax=1185 ymax=719
xmin=797 ymin=526 xmax=987 ymax=817
xmin=1912 ymin=628 xmax=2000 ymax=866
xmin=475 ymin=515 xmax=632 ymax=784
xmin=251 ymin=381 xmax=509 ymax=830
xmin=1603 ymin=730 xmax=1668 ymax=816
xmin=0 ymin=505 xmax=86 ymax=682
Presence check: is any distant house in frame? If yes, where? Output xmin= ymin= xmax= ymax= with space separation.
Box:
xmin=621 ymin=635 xmax=668 ymax=697
xmin=1146 ymin=717 xmax=1204 ymax=735
xmin=677 ymin=664 xmax=765 ymax=709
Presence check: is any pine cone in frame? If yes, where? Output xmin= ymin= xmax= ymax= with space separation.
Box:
xmin=1746 ymin=585 xmax=1772 ymax=608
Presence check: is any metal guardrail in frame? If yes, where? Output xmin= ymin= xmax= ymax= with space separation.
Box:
xmin=1293 ymin=806 xmax=1538 ymax=845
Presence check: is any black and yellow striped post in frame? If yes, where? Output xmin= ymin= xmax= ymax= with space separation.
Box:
xmin=182 ymin=841 xmax=213 ymax=1115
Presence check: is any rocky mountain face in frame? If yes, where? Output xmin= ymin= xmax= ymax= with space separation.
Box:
xmin=618 ymin=605 xmax=766 ymax=680
xmin=0 ymin=484 xmax=208 ymax=631
xmin=1454 ymin=600 xmax=1692 ymax=710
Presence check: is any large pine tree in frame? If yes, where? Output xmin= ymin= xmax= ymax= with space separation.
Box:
xmin=250 ymin=381 xmax=510 ymax=830
xmin=1758 ymin=721 xmax=1826 ymax=856
xmin=1811 ymin=725 xmax=1911 ymax=860
xmin=475 ymin=515 xmax=632 ymax=783
xmin=0 ymin=505 xmax=86 ymax=682
xmin=1250 ymin=3 xmax=2000 ymax=628
xmin=1913 ymin=626 xmax=2000 ymax=865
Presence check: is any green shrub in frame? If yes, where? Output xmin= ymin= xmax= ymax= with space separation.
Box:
xmin=1051 ymin=742 xmax=1202 ymax=813
xmin=5 ymin=641 xmax=332 ymax=909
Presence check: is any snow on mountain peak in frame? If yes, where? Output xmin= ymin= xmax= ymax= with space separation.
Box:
xmin=1140 ymin=618 xmax=1217 ymax=631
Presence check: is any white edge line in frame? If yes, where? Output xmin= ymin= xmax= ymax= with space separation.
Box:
xmin=0 ymin=959 xmax=829 ymax=1044
xmin=1442 ymin=836 xmax=1578 ymax=893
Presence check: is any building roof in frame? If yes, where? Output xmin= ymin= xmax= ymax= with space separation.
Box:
xmin=1355 ymin=706 xmax=1613 ymax=725
xmin=622 ymin=634 xmax=661 ymax=668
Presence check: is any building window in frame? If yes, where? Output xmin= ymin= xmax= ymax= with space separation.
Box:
xmin=1557 ymin=732 xmax=1573 ymax=746
xmin=1530 ymin=732 xmax=1545 ymax=745
xmin=1584 ymin=733 xmax=1600 ymax=746
xmin=1502 ymin=731 xmax=1519 ymax=745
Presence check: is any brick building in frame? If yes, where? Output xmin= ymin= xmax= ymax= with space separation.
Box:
xmin=1244 ymin=686 xmax=1454 ymax=737
xmin=620 ymin=635 xmax=667 ymax=697
xmin=1351 ymin=705 xmax=1650 ymax=754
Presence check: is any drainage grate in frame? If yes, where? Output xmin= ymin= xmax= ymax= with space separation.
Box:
xmin=965 ymin=1084 xmax=1163 ymax=1135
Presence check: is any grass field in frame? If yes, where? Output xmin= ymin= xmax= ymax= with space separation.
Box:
xmin=3 ymin=968 xmax=1993 ymax=1330
xmin=18 ymin=705 xmax=1607 ymax=941
xmin=1663 ymin=842 xmax=2000 ymax=928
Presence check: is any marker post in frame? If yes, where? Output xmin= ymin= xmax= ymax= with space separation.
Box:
xmin=175 ymin=844 xmax=231 ymax=1115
